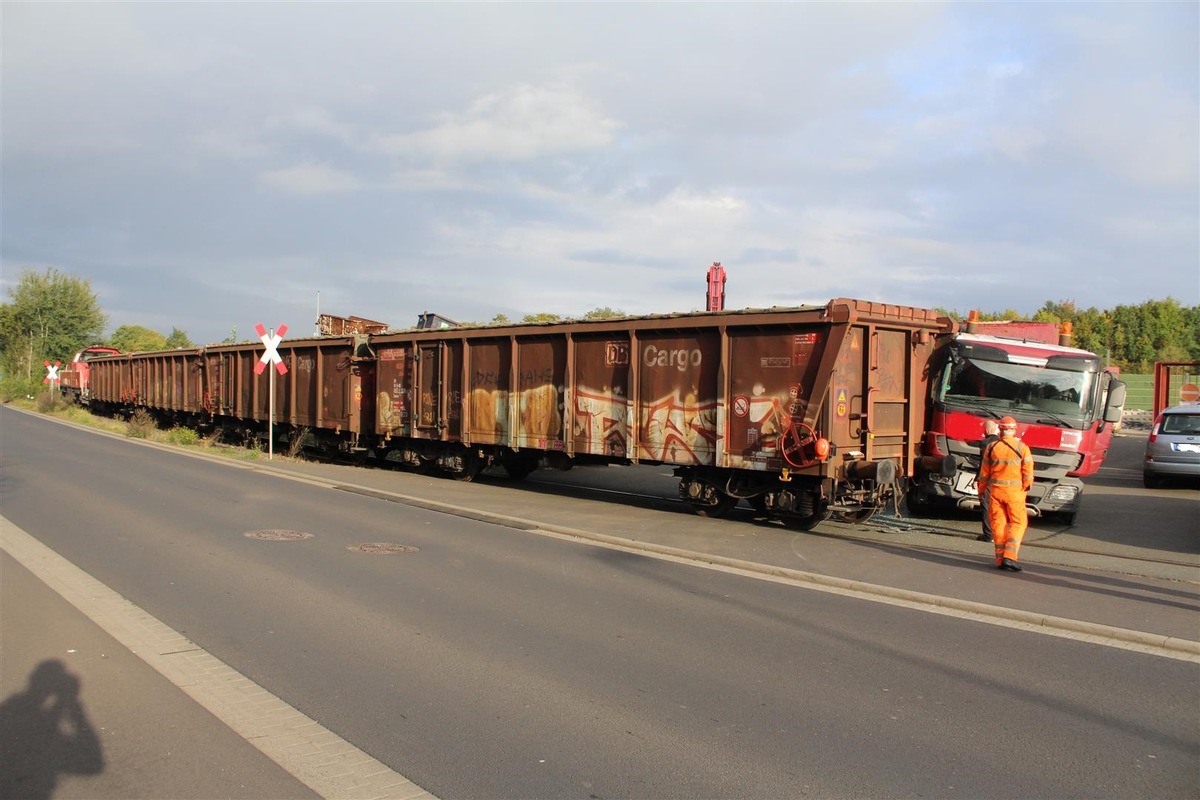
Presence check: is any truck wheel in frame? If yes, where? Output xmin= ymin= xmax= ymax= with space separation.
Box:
xmin=904 ymin=486 xmax=935 ymax=517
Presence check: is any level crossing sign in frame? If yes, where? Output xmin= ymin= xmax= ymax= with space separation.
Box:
xmin=43 ymin=360 xmax=61 ymax=384
xmin=255 ymin=323 xmax=288 ymax=376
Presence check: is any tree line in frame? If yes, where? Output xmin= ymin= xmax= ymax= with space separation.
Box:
xmin=2 ymin=268 xmax=1197 ymax=396
xmin=0 ymin=268 xmax=196 ymax=390
xmin=937 ymin=298 xmax=1200 ymax=372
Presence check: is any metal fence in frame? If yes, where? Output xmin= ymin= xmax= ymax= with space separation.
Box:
xmin=1118 ymin=370 xmax=1200 ymax=428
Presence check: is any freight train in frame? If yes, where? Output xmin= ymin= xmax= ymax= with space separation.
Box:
xmin=66 ymin=299 xmax=955 ymax=529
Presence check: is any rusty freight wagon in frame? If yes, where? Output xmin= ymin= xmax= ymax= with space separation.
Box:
xmin=85 ymin=348 xmax=208 ymax=416
xmin=81 ymin=334 xmax=377 ymax=453
xmin=370 ymin=298 xmax=953 ymax=528
xmin=198 ymin=334 xmax=375 ymax=447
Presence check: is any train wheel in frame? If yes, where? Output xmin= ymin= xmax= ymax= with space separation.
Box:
xmin=693 ymin=493 xmax=738 ymax=518
xmin=789 ymin=508 xmax=832 ymax=531
xmin=503 ymin=460 xmax=538 ymax=481
xmin=451 ymin=458 xmax=483 ymax=482
xmin=833 ymin=508 xmax=878 ymax=524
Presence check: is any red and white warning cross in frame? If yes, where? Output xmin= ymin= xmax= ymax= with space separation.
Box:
xmin=43 ymin=360 xmax=62 ymax=383
xmin=254 ymin=323 xmax=288 ymax=376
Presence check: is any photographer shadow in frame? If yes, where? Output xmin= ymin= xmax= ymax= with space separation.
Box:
xmin=0 ymin=659 xmax=104 ymax=800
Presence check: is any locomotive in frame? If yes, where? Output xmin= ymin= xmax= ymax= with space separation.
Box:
xmin=58 ymin=345 xmax=122 ymax=404
xmin=72 ymin=299 xmax=954 ymax=529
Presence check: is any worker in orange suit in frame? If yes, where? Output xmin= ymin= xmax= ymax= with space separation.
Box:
xmin=978 ymin=416 xmax=1034 ymax=571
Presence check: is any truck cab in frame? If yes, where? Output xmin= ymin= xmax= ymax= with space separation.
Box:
xmin=908 ymin=324 xmax=1126 ymax=524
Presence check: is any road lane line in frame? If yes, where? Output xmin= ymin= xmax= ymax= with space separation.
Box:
xmin=0 ymin=515 xmax=438 ymax=800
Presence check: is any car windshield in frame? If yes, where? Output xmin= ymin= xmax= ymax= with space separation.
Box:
xmin=937 ymin=354 xmax=1097 ymax=425
xmin=1160 ymin=413 xmax=1200 ymax=436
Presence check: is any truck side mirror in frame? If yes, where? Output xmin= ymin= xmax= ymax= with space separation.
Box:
xmin=1103 ymin=379 xmax=1127 ymax=423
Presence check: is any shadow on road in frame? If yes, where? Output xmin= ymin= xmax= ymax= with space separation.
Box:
xmin=815 ymin=533 xmax=1200 ymax=614
xmin=0 ymin=659 xmax=104 ymax=800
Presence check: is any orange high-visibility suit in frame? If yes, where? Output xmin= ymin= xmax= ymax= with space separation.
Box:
xmin=979 ymin=434 xmax=1034 ymax=566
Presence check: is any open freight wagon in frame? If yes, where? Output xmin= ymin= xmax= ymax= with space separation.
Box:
xmin=78 ymin=298 xmax=953 ymax=529
xmin=369 ymin=298 xmax=952 ymax=527
xmin=83 ymin=333 xmax=376 ymax=453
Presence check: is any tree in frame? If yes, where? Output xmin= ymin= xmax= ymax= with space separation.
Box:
xmin=938 ymin=297 xmax=1200 ymax=370
xmin=109 ymin=325 xmax=167 ymax=353
xmin=0 ymin=268 xmax=107 ymax=380
xmin=164 ymin=327 xmax=193 ymax=348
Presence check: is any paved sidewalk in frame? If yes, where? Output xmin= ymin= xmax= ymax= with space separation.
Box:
xmin=1 ymin=547 xmax=322 ymax=800
xmin=1 ymin=519 xmax=434 ymax=800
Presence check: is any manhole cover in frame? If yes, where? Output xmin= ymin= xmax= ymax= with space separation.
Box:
xmin=244 ymin=529 xmax=314 ymax=541
xmin=347 ymin=543 xmax=420 ymax=554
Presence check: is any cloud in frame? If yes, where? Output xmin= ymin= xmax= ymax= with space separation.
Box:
xmin=1 ymin=2 xmax=1195 ymax=347
xmin=373 ymin=84 xmax=621 ymax=164
xmin=258 ymin=162 xmax=365 ymax=196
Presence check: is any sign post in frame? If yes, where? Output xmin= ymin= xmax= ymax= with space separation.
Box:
xmin=255 ymin=323 xmax=288 ymax=459
xmin=43 ymin=360 xmax=61 ymax=395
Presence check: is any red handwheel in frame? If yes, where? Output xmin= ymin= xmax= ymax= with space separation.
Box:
xmin=781 ymin=422 xmax=829 ymax=468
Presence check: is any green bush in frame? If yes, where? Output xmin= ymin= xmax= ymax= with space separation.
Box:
xmin=126 ymin=409 xmax=156 ymax=439
xmin=164 ymin=426 xmax=200 ymax=446
xmin=35 ymin=391 xmax=64 ymax=413
xmin=0 ymin=375 xmax=41 ymax=403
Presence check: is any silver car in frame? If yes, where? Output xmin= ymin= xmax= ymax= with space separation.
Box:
xmin=1143 ymin=404 xmax=1200 ymax=488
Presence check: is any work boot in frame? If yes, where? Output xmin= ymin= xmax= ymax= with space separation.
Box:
xmin=976 ymin=533 xmax=993 ymax=542
xmin=1001 ymin=558 xmax=1022 ymax=572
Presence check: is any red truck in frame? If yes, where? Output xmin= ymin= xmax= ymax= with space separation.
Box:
xmin=906 ymin=312 xmax=1127 ymax=524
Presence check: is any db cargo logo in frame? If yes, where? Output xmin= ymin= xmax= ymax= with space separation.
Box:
xmin=644 ymin=344 xmax=702 ymax=372
xmin=605 ymin=341 xmax=630 ymax=367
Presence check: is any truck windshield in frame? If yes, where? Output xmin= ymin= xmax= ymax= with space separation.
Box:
xmin=937 ymin=354 xmax=1097 ymax=425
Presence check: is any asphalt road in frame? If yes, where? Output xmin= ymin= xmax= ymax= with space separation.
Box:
xmin=2 ymin=406 xmax=1197 ymax=798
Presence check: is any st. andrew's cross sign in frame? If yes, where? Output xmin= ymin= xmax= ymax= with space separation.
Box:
xmin=255 ymin=323 xmax=288 ymax=376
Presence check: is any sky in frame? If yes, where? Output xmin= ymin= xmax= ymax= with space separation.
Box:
xmin=3 ymin=2 xmax=1198 ymax=347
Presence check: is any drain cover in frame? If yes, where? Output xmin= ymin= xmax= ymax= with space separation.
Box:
xmin=244 ymin=529 xmax=314 ymax=541
xmin=347 ymin=543 xmax=420 ymax=554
